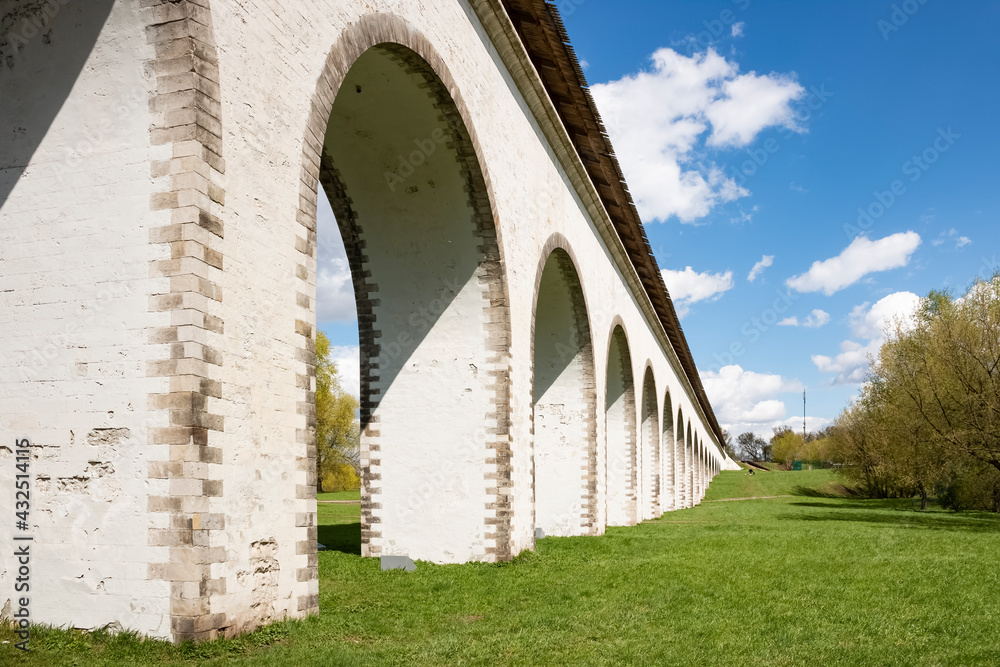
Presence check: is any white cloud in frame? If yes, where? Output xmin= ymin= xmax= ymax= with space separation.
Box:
xmin=591 ymin=48 xmax=804 ymax=223
xmin=701 ymin=365 xmax=828 ymax=438
xmin=704 ymin=71 xmax=804 ymax=148
xmin=786 ymin=232 xmax=921 ymax=295
xmin=330 ymin=345 xmax=361 ymax=399
xmin=932 ymin=228 xmax=971 ymax=249
xmin=741 ymin=399 xmax=786 ymax=422
xmin=812 ymin=291 xmax=920 ymax=384
xmin=316 ymin=258 xmax=356 ymax=322
xmin=700 ymin=364 xmax=803 ymax=431
xmin=778 ymin=309 xmax=830 ymax=328
xmin=812 ymin=339 xmax=878 ymax=385
xmin=804 ymin=309 xmax=831 ymax=328
xmin=316 ymin=190 xmax=358 ymax=323
xmin=661 ymin=266 xmax=734 ymax=317
xmin=747 ymin=254 xmax=774 ymax=282
xmin=847 ymin=291 xmax=921 ymax=340
xmin=731 ymin=22 xmax=745 ymax=37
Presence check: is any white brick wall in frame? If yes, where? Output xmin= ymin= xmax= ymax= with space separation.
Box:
xmin=0 ymin=0 xmax=726 ymax=641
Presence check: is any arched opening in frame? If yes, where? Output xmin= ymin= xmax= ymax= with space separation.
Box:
xmin=701 ymin=437 xmax=707 ymax=498
xmin=605 ymin=325 xmax=637 ymax=526
xmin=694 ymin=433 xmax=705 ymax=502
xmin=692 ymin=434 xmax=699 ymax=502
xmin=531 ymin=248 xmax=597 ymax=537
xmin=676 ymin=408 xmax=686 ymax=508
xmin=687 ymin=422 xmax=694 ymax=507
xmin=318 ymin=44 xmax=510 ymax=563
xmin=640 ymin=367 xmax=659 ymax=520
xmin=662 ymin=391 xmax=675 ymax=511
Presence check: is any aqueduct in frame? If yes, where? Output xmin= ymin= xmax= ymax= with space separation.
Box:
xmin=1 ymin=0 xmax=727 ymax=642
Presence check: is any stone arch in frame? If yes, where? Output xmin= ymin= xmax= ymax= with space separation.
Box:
xmin=530 ymin=241 xmax=597 ymax=537
xmin=687 ymin=420 xmax=694 ymax=507
xmin=639 ymin=364 xmax=659 ymax=520
xmin=676 ymin=407 xmax=686 ymax=508
xmin=701 ymin=436 xmax=708 ymax=497
xmin=605 ymin=323 xmax=637 ymax=526
xmin=301 ymin=15 xmax=513 ymax=563
xmin=696 ymin=434 xmax=703 ymax=501
xmin=692 ymin=433 xmax=699 ymax=502
xmin=661 ymin=389 xmax=675 ymax=511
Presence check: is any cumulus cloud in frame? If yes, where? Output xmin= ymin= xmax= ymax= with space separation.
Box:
xmin=591 ymin=48 xmax=804 ymax=223
xmin=812 ymin=339 xmax=878 ymax=385
xmin=703 ymin=71 xmax=804 ymax=148
xmin=747 ymin=254 xmax=774 ymax=282
xmin=847 ymin=291 xmax=921 ymax=339
xmin=316 ymin=191 xmax=358 ymax=323
xmin=701 ymin=365 xmax=831 ymax=438
xmin=661 ymin=266 xmax=734 ymax=317
xmin=778 ymin=309 xmax=830 ymax=328
xmin=786 ymin=232 xmax=921 ymax=295
xmin=330 ymin=345 xmax=361 ymax=399
xmin=812 ymin=291 xmax=920 ymax=384
xmin=700 ymin=364 xmax=802 ymax=428
xmin=731 ymin=22 xmax=745 ymax=37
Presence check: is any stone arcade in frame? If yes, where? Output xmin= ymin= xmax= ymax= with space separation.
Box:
xmin=1 ymin=0 xmax=728 ymax=642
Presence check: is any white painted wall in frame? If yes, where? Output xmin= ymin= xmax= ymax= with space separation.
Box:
xmin=0 ymin=1 xmax=174 ymax=637
xmin=0 ymin=0 xmax=726 ymax=639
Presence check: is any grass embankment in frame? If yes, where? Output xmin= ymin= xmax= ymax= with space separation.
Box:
xmin=705 ymin=466 xmax=850 ymax=500
xmin=6 ymin=469 xmax=1000 ymax=666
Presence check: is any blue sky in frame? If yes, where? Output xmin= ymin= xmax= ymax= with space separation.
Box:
xmin=318 ymin=0 xmax=999 ymax=438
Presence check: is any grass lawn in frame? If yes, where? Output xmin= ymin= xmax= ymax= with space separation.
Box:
xmin=5 ymin=470 xmax=1000 ymax=665
xmin=316 ymin=489 xmax=361 ymax=502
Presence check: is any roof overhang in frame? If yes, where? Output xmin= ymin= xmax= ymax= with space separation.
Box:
xmin=471 ymin=0 xmax=727 ymax=450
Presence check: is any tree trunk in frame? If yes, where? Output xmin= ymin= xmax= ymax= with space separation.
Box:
xmin=917 ymin=480 xmax=928 ymax=510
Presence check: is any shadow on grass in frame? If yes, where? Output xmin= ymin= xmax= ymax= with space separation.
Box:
xmin=318 ymin=522 xmax=362 ymax=555
xmin=780 ymin=505 xmax=1000 ymax=532
xmin=791 ymin=483 xmax=856 ymax=499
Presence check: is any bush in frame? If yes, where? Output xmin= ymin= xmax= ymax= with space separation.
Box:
xmin=938 ymin=465 xmax=1000 ymax=513
xmin=321 ymin=462 xmax=360 ymax=493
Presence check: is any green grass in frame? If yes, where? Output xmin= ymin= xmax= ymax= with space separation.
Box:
xmin=705 ymin=466 xmax=851 ymax=501
xmin=6 ymin=469 xmax=1000 ymax=665
xmin=316 ymin=489 xmax=361 ymax=502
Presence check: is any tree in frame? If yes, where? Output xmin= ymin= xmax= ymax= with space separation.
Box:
xmin=721 ymin=429 xmax=739 ymax=460
xmin=891 ymin=281 xmax=1000 ymax=476
xmin=736 ymin=431 xmax=767 ymax=461
xmin=830 ymin=276 xmax=1000 ymax=511
xmin=771 ymin=426 xmax=803 ymax=466
xmin=315 ymin=332 xmax=361 ymax=492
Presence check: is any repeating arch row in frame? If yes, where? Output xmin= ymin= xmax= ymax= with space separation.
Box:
xmin=305 ymin=23 xmax=727 ymax=568
xmin=529 ymin=244 xmax=724 ymax=532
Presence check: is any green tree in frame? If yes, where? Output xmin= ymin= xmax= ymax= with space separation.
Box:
xmin=830 ymin=276 xmax=1000 ymax=511
xmin=771 ymin=426 xmax=803 ymax=466
xmin=315 ymin=331 xmax=361 ymax=492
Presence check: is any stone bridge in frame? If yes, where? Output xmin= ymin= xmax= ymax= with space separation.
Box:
xmin=0 ymin=0 xmax=727 ymax=642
